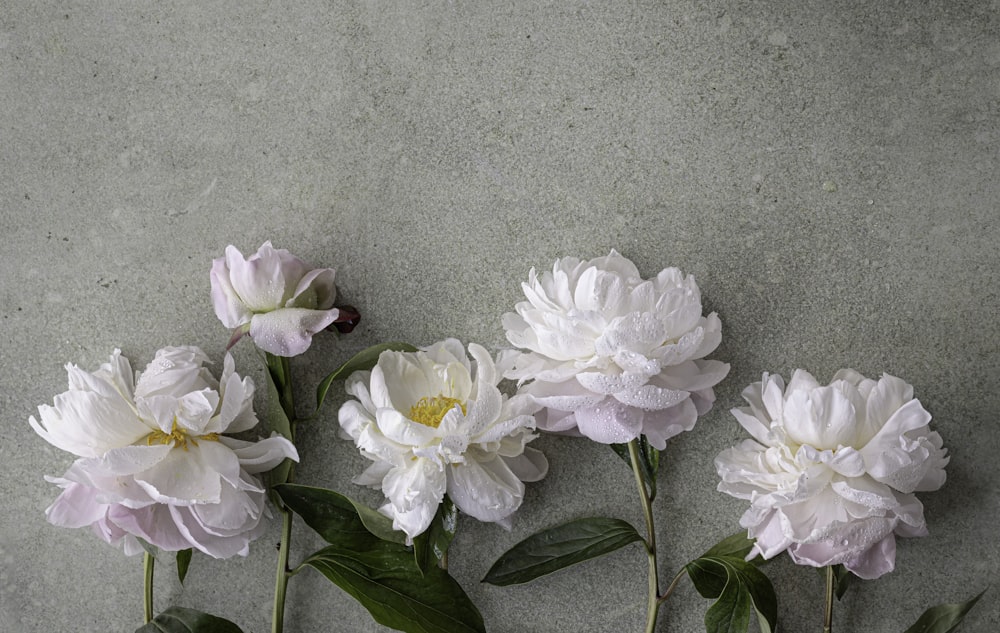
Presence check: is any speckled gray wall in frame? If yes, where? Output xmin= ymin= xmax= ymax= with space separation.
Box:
xmin=1 ymin=1 xmax=997 ymax=632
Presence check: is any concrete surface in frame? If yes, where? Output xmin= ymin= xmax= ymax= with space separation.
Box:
xmin=1 ymin=1 xmax=998 ymax=631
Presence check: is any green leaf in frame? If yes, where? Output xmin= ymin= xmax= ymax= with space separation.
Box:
xmin=263 ymin=363 xmax=295 ymax=492
xmin=610 ymin=436 xmax=660 ymax=500
xmin=134 ymin=606 xmax=243 ymax=632
xmin=701 ymin=532 xmax=755 ymax=561
xmin=483 ymin=517 xmax=644 ymax=586
xmin=686 ymin=556 xmax=778 ymax=633
xmin=275 ymin=485 xmax=484 ymax=633
xmin=315 ymin=342 xmax=418 ymax=413
xmin=275 ymin=483 xmax=406 ymax=545
xmin=303 ymin=544 xmax=484 ymax=633
xmin=902 ymin=588 xmax=986 ymax=633
xmin=413 ymin=496 xmax=458 ymax=574
xmin=176 ymin=549 xmax=192 ymax=584
xmin=704 ymin=576 xmax=752 ymax=633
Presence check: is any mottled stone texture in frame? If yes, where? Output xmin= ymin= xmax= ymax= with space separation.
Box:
xmin=1 ymin=1 xmax=997 ymax=631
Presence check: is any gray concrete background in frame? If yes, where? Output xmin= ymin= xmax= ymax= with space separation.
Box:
xmin=1 ymin=1 xmax=998 ymax=631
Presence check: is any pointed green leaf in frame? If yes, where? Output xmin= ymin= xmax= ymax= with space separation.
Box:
xmin=134 ymin=606 xmax=243 ymax=632
xmin=483 ymin=517 xmax=644 ymax=586
xmin=610 ymin=437 xmax=659 ymax=500
xmin=702 ymin=532 xmax=755 ymax=561
xmin=176 ymin=549 xmax=192 ymax=584
xmin=315 ymin=342 xmax=418 ymax=412
xmin=277 ymin=483 xmax=483 ymax=633
xmin=263 ymin=361 xmax=295 ymax=492
xmin=302 ymin=544 xmax=484 ymax=633
xmin=413 ymin=497 xmax=458 ymax=574
xmin=902 ymin=588 xmax=986 ymax=633
xmin=275 ymin=483 xmax=406 ymax=545
xmin=704 ymin=578 xmax=752 ymax=633
xmin=686 ymin=556 xmax=778 ymax=633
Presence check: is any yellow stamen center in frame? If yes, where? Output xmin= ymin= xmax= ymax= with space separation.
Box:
xmin=146 ymin=421 xmax=220 ymax=451
xmin=408 ymin=395 xmax=466 ymax=428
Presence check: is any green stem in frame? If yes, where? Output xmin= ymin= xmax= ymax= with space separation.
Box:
xmin=143 ymin=551 xmax=154 ymax=624
xmin=628 ymin=440 xmax=660 ymax=633
xmin=271 ymin=508 xmax=294 ymax=633
xmin=823 ymin=565 xmax=834 ymax=633
xmin=657 ymin=568 xmax=687 ymax=605
xmin=265 ymin=352 xmax=298 ymax=633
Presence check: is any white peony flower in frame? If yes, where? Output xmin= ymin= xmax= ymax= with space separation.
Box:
xmin=501 ymin=250 xmax=729 ymax=449
xmin=338 ymin=339 xmax=548 ymax=542
xmin=31 ymin=347 xmax=298 ymax=559
xmin=715 ymin=369 xmax=948 ymax=579
xmin=211 ymin=241 xmax=340 ymax=356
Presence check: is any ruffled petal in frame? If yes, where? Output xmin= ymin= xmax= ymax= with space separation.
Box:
xmin=382 ymin=460 xmax=446 ymax=539
xmin=134 ymin=441 xmax=237 ymax=505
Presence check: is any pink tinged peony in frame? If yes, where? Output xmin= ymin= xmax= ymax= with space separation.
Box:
xmin=338 ymin=339 xmax=548 ymax=542
xmin=211 ymin=241 xmax=340 ymax=357
xmin=30 ymin=347 xmax=298 ymax=559
xmin=715 ymin=369 xmax=948 ymax=580
xmin=501 ymin=250 xmax=730 ymax=449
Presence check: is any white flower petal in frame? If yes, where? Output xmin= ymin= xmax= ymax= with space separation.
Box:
xmin=502 ymin=447 xmax=549 ymax=482
xmin=135 ymin=441 xmax=235 ymax=505
xmin=169 ymin=504 xmax=256 ymax=559
xmin=221 ymin=434 xmax=299 ymax=474
xmin=448 ymin=457 xmax=524 ymax=524
xmin=210 ymin=256 xmax=253 ymax=329
xmin=288 ymin=267 xmax=337 ymax=310
xmin=108 ymin=504 xmax=194 ymax=553
xmin=248 ymin=307 xmax=339 ymax=357
xmin=31 ymin=392 xmax=147 ymax=459
xmin=213 ymin=354 xmax=257 ymax=434
xmin=44 ymin=480 xmax=110 ymax=529
xmin=613 ymin=382 xmax=689 ymax=411
xmin=574 ymin=400 xmax=643 ymax=444
xmin=226 ymin=242 xmax=300 ymax=312
xmin=641 ymin=399 xmax=697 ymax=450
xmin=521 ymin=378 xmax=605 ymax=412
xmin=382 ymin=460 xmax=446 ymax=539
xmin=338 ymin=400 xmax=374 ymax=441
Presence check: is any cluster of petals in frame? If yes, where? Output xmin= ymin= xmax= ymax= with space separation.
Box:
xmin=715 ymin=369 xmax=948 ymax=579
xmin=211 ymin=241 xmax=340 ymax=356
xmin=338 ymin=339 xmax=548 ymax=542
xmin=501 ymin=250 xmax=729 ymax=449
xmin=31 ymin=347 xmax=298 ymax=559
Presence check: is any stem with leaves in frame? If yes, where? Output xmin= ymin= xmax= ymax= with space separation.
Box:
xmin=823 ymin=565 xmax=834 ymax=633
xmin=267 ymin=353 xmax=298 ymax=633
xmin=628 ymin=439 xmax=661 ymax=633
xmin=143 ymin=551 xmax=154 ymax=624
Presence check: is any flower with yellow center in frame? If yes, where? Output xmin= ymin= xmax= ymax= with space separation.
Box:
xmin=338 ymin=339 xmax=548 ymax=542
xmin=408 ymin=396 xmax=467 ymax=428
xmin=31 ymin=346 xmax=298 ymax=558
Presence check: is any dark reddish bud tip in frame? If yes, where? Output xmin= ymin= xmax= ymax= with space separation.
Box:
xmin=331 ymin=305 xmax=361 ymax=334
